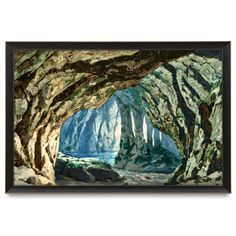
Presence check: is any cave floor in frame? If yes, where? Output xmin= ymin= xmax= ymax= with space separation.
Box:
xmin=56 ymin=168 xmax=170 ymax=186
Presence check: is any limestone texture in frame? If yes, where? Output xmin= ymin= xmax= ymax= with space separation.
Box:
xmin=13 ymin=49 xmax=222 ymax=185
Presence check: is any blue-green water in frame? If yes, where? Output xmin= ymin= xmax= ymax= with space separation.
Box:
xmin=62 ymin=151 xmax=117 ymax=165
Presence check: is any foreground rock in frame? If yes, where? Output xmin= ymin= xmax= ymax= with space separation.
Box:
xmin=87 ymin=167 xmax=121 ymax=181
xmin=55 ymin=155 xmax=122 ymax=182
xmin=14 ymin=166 xmax=54 ymax=186
xmin=177 ymin=171 xmax=222 ymax=186
xmin=57 ymin=167 xmax=170 ymax=186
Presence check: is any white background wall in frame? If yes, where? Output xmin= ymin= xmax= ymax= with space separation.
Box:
xmin=0 ymin=0 xmax=235 ymax=235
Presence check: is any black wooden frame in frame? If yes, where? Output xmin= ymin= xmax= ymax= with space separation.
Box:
xmin=5 ymin=42 xmax=231 ymax=193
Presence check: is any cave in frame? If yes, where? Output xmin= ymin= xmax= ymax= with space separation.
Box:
xmin=58 ymin=93 xmax=122 ymax=166
xmin=57 ymin=88 xmax=182 ymax=184
xmin=13 ymin=49 xmax=223 ymax=186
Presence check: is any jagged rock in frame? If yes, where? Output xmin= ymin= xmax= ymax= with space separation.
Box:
xmin=13 ymin=49 xmax=222 ymax=185
xmin=13 ymin=49 xmax=189 ymax=183
xmin=60 ymin=96 xmax=121 ymax=155
xmin=114 ymin=89 xmax=181 ymax=172
xmin=178 ymin=171 xmax=222 ymax=186
xmin=135 ymin=53 xmax=222 ymax=183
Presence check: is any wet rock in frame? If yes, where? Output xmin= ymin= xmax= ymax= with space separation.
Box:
xmin=63 ymin=165 xmax=95 ymax=182
xmin=55 ymin=156 xmax=121 ymax=182
xmin=86 ymin=167 xmax=121 ymax=182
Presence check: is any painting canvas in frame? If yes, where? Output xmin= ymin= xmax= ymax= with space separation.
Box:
xmin=7 ymin=42 xmax=230 ymax=192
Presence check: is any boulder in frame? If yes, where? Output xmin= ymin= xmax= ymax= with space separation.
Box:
xmin=87 ymin=167 xmax=121 ymax=182
xmin=63 ymin=166 xmax=95 ymax=182
xmin=55 ymin=156 xmax=121 ymax=182
xmin=14 ymin=166 xmax=54 ymax=186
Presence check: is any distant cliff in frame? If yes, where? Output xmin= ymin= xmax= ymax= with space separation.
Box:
xmin=59 ymin=96 xmax=121 ymax=154
xmin=59 ymin=89 xmax=181 ymax=173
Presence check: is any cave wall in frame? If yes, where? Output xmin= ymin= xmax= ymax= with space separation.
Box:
xmin=13 ymin=49 xmax=222 ymax=185
xmin=135 ymin=53 xmax=222 ymax=183
xmin=13 ymin=49 xmax=189 ymax=183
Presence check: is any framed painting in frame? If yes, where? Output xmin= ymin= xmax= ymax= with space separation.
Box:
xmin=6 ymin=42 xmax=231 ymax=193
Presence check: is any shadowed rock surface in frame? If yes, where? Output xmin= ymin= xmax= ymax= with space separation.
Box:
xmin=55 ymin=155 xmax=121 ymax=182
xmin=135 ymin=53 xmax=222 ymax=183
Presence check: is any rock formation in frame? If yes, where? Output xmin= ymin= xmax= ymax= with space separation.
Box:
xmin=59 ymin=89 xmax=181 ymax=173
xmin=59 ymin=95 xmax=121 ymax=155
xmin=135 ymin=53 xmax=222 ymax=183
xmin=13 ymin=49 xmax=222 ymax=185
xmin=55 ymin=155 xmax=121 ymax=182
xmin=114 ymin=89 xmax=181 ymax=173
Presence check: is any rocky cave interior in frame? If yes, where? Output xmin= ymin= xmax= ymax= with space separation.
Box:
xmin=13 ymin=49 xmax=223 ymax=186
xmin=56 ymin=88 xmax=182 ymax=185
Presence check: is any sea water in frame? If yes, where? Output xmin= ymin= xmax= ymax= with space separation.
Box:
xmin=62 ymin=151 xmax=117 ymax=165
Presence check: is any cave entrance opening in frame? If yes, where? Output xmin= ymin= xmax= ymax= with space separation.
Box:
xmin=58 ymin=88 xmax=182 ymax=173
xmin=58 ymin=94 xmax=121 ymax=166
